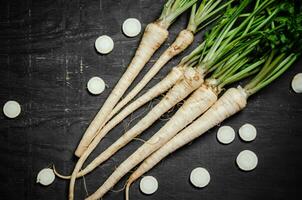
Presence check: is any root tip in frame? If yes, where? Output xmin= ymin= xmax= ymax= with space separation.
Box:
xmin=125 ymin=178 xmax=134 ymax=200
xmin=52 ymin=165 xmax=71 ymax=179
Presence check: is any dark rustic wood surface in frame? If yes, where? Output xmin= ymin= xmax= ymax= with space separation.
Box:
xmin=0 ymin=0 xmax=302 ymax=200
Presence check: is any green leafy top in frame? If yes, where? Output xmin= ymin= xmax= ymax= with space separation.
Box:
xmin=260 ymin=1 xmax=302 ymax=52
xmin=186 ymin=0 xmax=234 ymax=33
xmin=243 ymin=0 xmax=302 ymax=96
xmin=177 ymin=0 xmax=301 ymax=94
xmin=157 ymin=0 xmax=198 ymax=29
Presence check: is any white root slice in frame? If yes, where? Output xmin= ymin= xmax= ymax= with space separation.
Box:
xmin=140 ymin=176 xmax=158 ymax=195
xmin=3 ymin=100 xmax=21 ymax=118
xmin=239 ymin=123 xmax=257 ymax=142
xmin=217 ymin=126 xmax=235 ymax=144
xmin=123 ymin=18 xmax=142 ymax=37
xmin=291 ymin=73 xmax=302 ymax=93
xmin=95 ymin=35 xmax=114 ymax=54
xmin=190 ymin=167 xmax=210 ymax=188
xmin=236 ymin=150 xmax=258 ymax=171
xmin=37 ymin=168 xmax=55 ymax=186
xmin=87 ymin=77 xmax=106 ymax=95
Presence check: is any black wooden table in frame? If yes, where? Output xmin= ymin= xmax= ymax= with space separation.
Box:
xmin=0 ymin=0 xmax=302 ymax=200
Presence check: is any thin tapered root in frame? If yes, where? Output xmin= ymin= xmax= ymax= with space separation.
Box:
xmin=74 ymin=22 xmax=169 ymax=158
xmin=125 ymin=180 xmax=132 ymax=200
xmin=52 ymin=165 xmax=71 ymax=179
xmin=52 ymin=165 xmax=90 ymax=180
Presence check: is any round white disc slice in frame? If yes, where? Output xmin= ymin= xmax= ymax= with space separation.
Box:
xmin=122 ymin=18 xmax=142 ymax=37
xmin=140 ymin=176 xmax=158 ymax=195
xmin=190 ymin=167 xmax=210 ymax=188
xmin=87 ymin=77 xmax=106 ymax=95
xmin=291 ymin=73 xmax=302 ymax=93
xmin=36 ymin=168 xmax=55 ymax=186
xmin=95 ymin=35 xmax=114 ymax=54
xmin=217 ymin=126 xmax=235 ymax=144
xmin=3 ymin=100 xmax=21 ymax=118
xmin=236 ymin=150 xmax=258 ymax=171
xmin=239 ymin=123 xmax=257 ymax=142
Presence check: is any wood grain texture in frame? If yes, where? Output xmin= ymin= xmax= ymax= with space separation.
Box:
xmin=0 ymin=0 xmax=301 ymax=200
